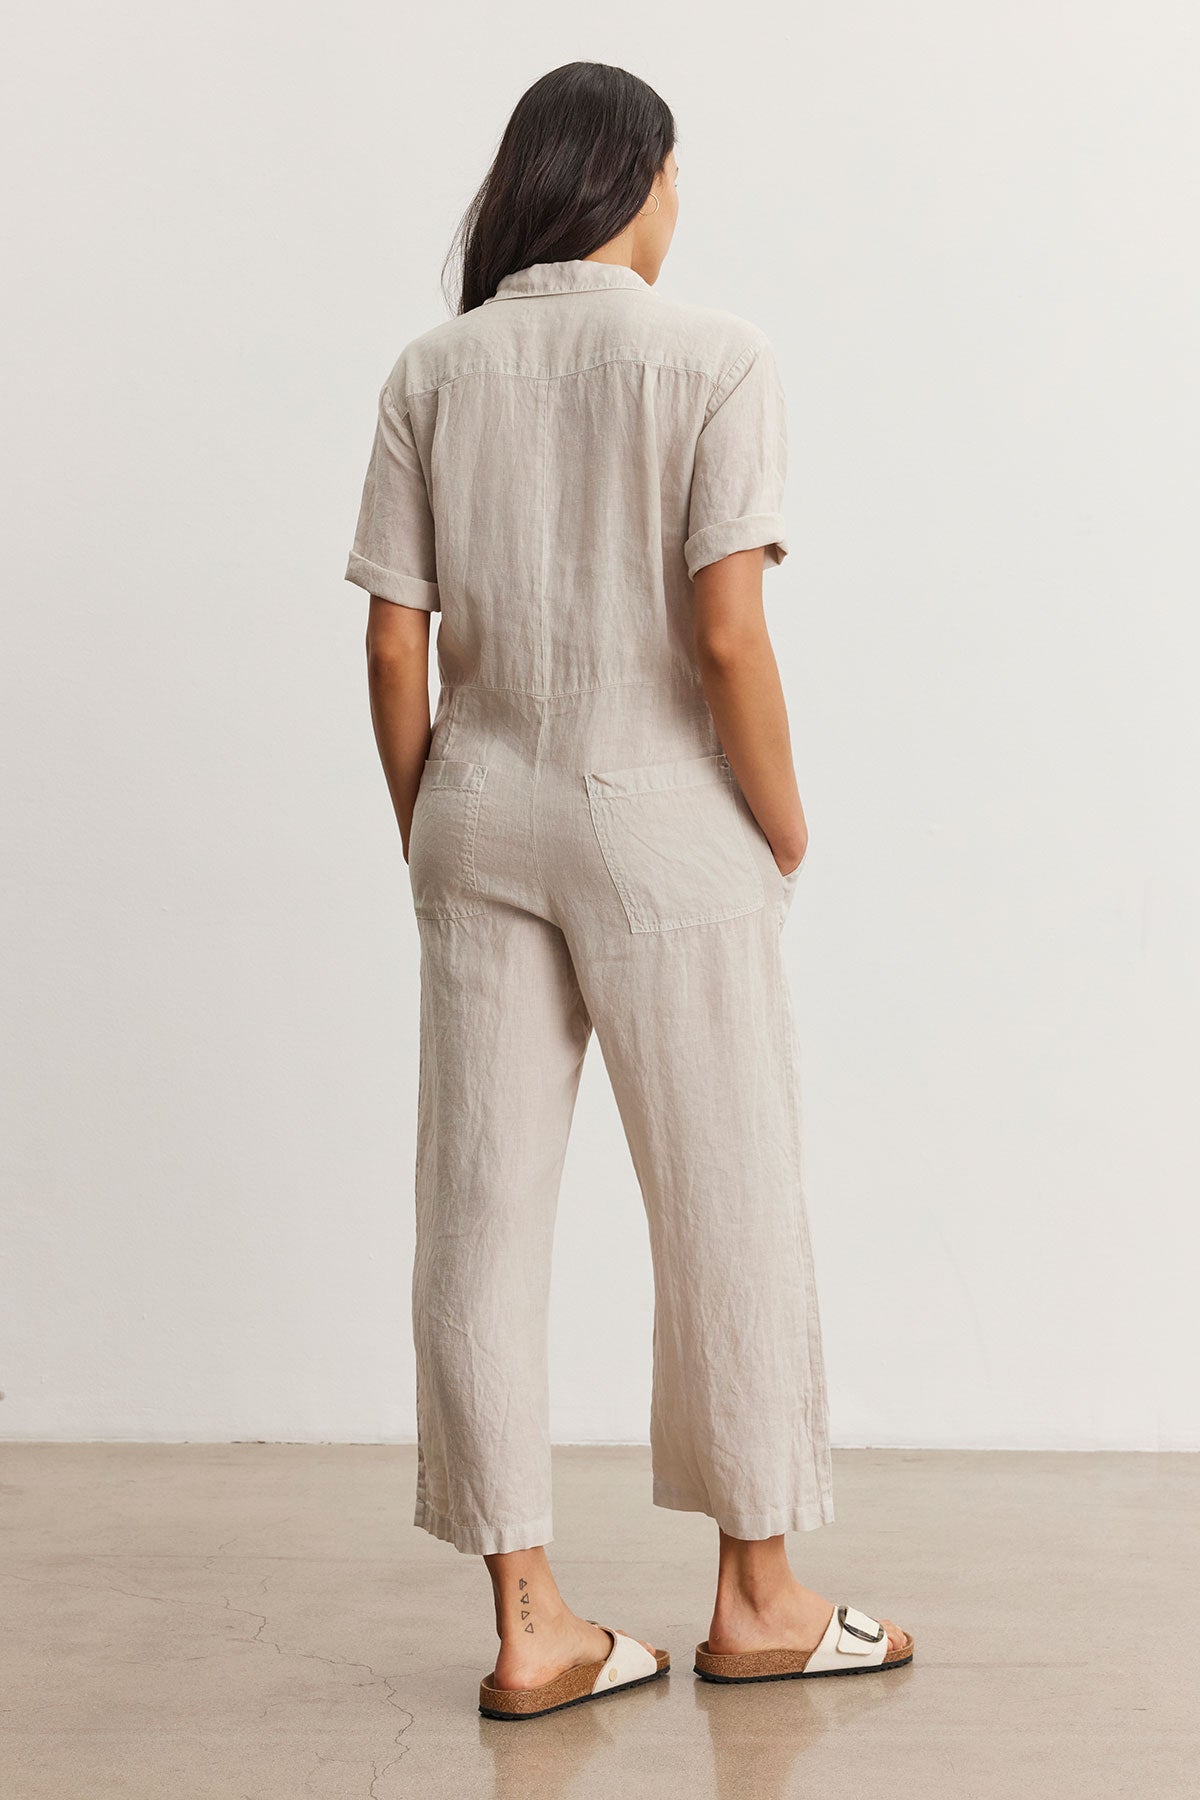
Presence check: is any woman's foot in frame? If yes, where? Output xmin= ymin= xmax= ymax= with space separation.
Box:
xmin=707 ymin=1529 xmax=908 ymax=1661
xmin=493 ymin=1610 xmax=659 ymax=1692
xmin=484 ymin=1544 xmax=658 ymax=1692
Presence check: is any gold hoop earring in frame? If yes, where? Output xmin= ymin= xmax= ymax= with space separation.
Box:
xmin=638 ymin=192 xmax=660 ymax=218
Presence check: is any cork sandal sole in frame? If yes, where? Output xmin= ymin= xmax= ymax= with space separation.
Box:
xmin=695 ymin=1605 xmax=914 ymax=1683
xmin=480 ymin=1630 xmax=670 ymax=1721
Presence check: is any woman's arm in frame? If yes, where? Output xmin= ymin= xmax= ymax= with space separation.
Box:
xmin=693 ymin=547 xmax=808 ymax=875
xmin=364 ymin=595 xmax=433 ymax=860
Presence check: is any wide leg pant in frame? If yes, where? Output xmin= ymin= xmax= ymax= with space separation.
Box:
xmin=407 ymin=681 xmax=834 ymax=1555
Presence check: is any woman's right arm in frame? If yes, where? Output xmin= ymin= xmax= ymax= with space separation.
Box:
xmin=365 ymin=595 xmax=433 ymax=861
xmin=693 ymin=546 xmax=808 ymax=876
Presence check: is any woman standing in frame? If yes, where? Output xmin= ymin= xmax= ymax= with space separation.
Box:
xmin=345 ymin=61 xmax=911 ymax=1721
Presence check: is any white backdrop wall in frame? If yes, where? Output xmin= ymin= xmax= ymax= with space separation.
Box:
xmin=3 ymin=3 xmax=1197 ymax=1451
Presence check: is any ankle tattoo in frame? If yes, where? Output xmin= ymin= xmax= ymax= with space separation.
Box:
xmin=519 ymin=1575 xmax=533 ymax=1633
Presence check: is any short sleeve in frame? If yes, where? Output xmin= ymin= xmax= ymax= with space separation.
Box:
xmin=344 ymin=384 xmax=440 ymax=611
xmin=683 ymin=337 xmax=789 ymax=580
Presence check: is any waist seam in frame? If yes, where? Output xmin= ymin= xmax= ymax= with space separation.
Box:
xmin=440 ymin=676 xmax=705 ymax=702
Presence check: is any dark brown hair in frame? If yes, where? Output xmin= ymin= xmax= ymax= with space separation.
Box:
xmin=445 ymin=62 xmax=676 ymax=315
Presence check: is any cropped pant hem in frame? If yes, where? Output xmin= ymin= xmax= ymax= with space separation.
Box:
xmin=652 ymin=1480 xmax=835 ymax=1539
xmin=414 ymin=1495 xmax=555 ymax=1557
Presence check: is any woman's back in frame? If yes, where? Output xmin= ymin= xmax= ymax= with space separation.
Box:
xmin=346 ymin=257 xmax=790 ymax=698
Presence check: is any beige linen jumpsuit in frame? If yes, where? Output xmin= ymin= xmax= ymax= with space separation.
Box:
xmin=345 ymin=257 xmax=833 ymax=1555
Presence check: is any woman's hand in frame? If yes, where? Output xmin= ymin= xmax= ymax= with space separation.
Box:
xmin=773 ymin=832 xmax=807 ymax=879
xmin=770 ymin=813 xmax=808 ymax=880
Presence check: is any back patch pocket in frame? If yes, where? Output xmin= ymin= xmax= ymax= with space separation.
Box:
xmin=408 ymin=758 xmax=487 ymax=919
xmin=585 ymin=752 xmax=765 ymax=933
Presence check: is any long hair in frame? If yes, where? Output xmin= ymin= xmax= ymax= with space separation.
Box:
xmin=445 ymin=63 xmax=676 ymax=316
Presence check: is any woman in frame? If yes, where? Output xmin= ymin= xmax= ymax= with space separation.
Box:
xmin=344 ymin=61 xmax=912 ymax=1721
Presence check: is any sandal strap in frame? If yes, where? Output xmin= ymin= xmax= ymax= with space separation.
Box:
xmin=589 ymin=1626 xmax=658 ymax=1694
xmin=803 ymin=1603 xmax=890 ymax=1675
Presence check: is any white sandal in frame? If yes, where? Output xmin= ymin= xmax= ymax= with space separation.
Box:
xmin=480 ymin=1623 xmax=670 ymax=1720
xmin=694 ymin=1603 xmax=913 ymax=1682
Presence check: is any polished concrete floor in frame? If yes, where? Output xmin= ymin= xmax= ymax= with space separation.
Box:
xmin=1 ymin=1444 xmax=1195 ymax=1798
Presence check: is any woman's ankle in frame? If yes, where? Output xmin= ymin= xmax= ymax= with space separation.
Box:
xmin=484 ymin=1544 xmax=569 ymax=1642
xmin=496 ymin=1590 xmax=571 ymax=1644
xmin=713 ymin=1530 xmax=793 ymax=1606
xmin=711 ymin=1573 xmax=799 ymax=1632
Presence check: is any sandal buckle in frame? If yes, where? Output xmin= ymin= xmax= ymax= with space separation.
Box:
xmin=838 ymin=1605 xmax=884 ymax=1643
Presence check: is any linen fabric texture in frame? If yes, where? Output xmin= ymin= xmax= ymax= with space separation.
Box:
xmin=345 ymin=257 xmax=832 ymax=1554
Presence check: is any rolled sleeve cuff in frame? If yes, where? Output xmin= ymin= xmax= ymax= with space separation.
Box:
xmin=344 ymin=551 xmax=440 ymax=612
xmin=684 ymin=514 xmax=789 ymax=581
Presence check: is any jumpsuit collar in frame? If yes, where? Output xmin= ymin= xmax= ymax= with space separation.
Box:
xmin=484 ymin=259 xmax=652 ymax=304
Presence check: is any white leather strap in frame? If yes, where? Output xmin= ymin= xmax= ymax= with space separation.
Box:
xmin=803 ymin=1604 xmax=889 ymax=1675
xmin=590 ymin=1628 xmax=658 ymax=1694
